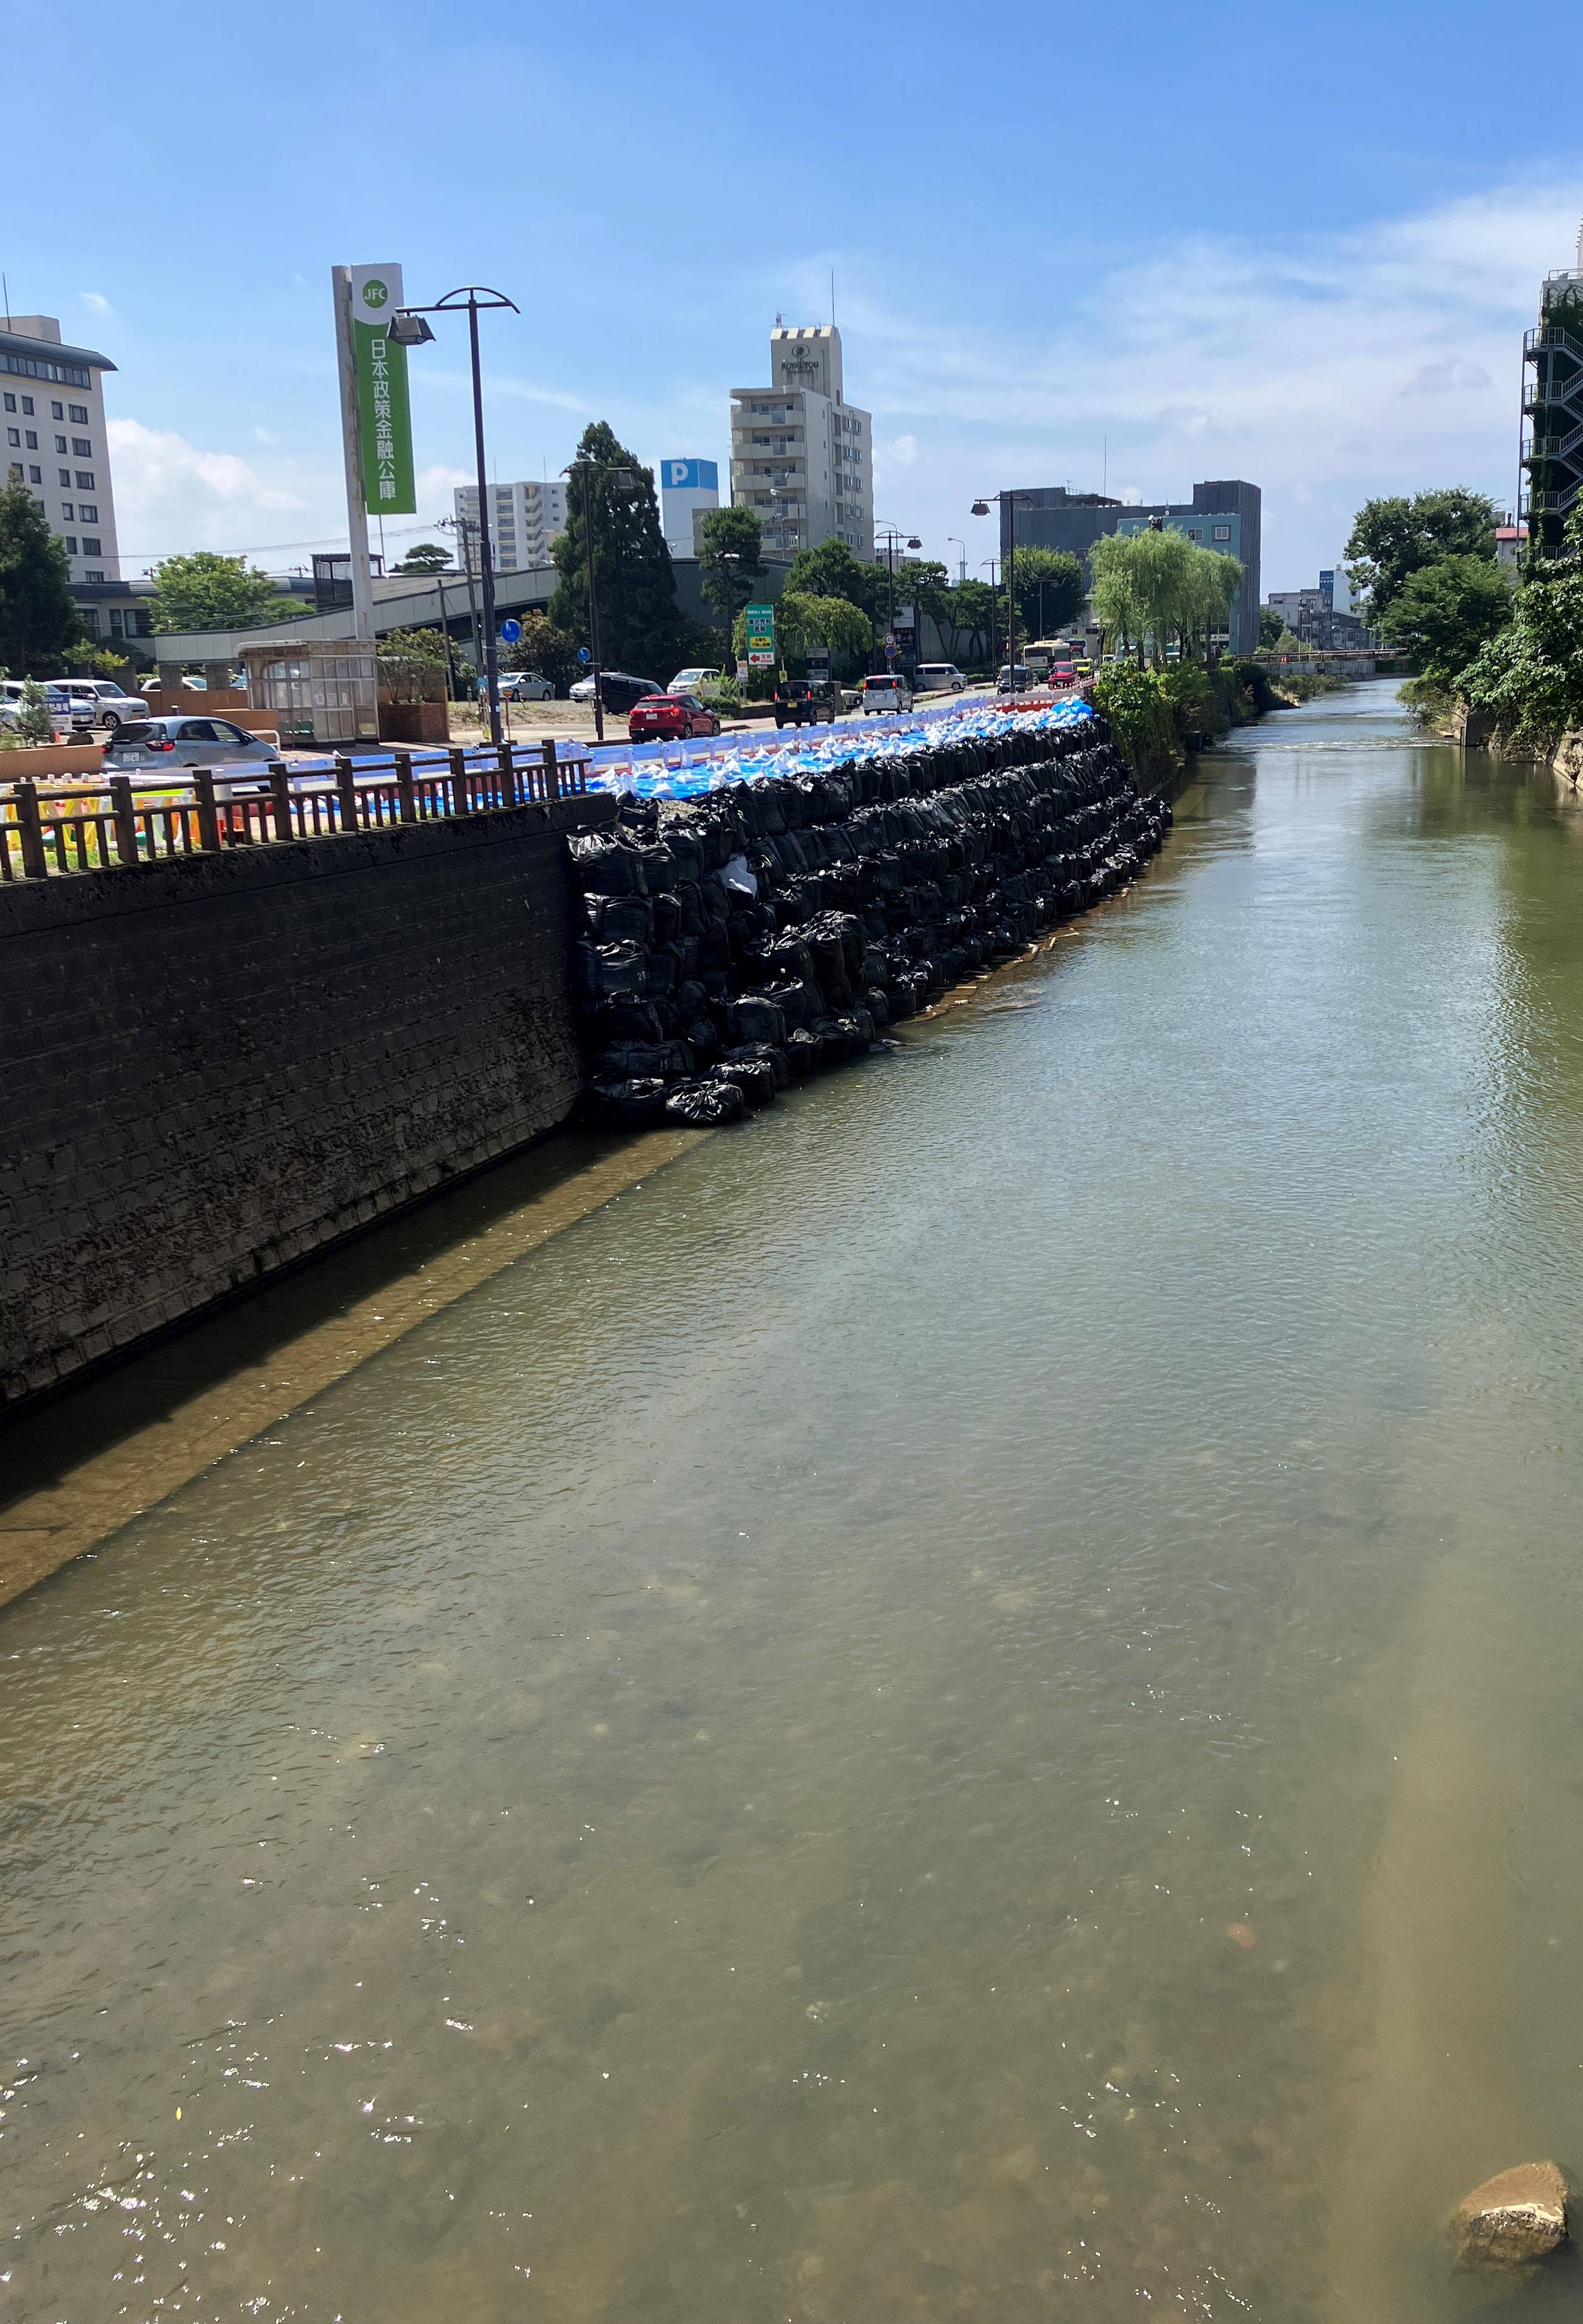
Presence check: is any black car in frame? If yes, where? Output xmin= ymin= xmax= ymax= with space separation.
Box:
xmin=570 ymin=670 xmax=665 ymax=713
xmin=773 ymin=677 xmax=838 ymax=729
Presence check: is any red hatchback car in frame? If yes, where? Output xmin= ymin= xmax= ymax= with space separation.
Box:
xmin=628 ymin=692 xmax=720 ymax=741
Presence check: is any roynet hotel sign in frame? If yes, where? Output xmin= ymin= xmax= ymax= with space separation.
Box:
xmin=349 ymin=263 xmax=415 ymax=515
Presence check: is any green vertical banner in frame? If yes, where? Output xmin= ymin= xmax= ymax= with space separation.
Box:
xmin=349 ymin=264 xmax=416 ymax=516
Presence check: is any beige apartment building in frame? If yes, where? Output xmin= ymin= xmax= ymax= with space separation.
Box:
xmin=729 ymin=324 xmax=871 ymax=560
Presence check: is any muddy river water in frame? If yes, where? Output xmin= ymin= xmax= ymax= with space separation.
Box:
xmin=8 ymin=681 xmax=1583 ymax=2321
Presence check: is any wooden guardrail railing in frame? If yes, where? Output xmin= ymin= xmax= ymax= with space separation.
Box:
xmin=0 ymin=739 xmax=587 ymax=881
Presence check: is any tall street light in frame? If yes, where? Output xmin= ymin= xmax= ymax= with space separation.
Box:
xmin=388 ymin=286 xmax=519 ymax=744
xmin=563 ymin=456 xmax=637 ymax=744
xmin=874 ymin=523 xmax=923 ymax=666
xmin=946 ymin=535 xmax=967 ymax=584
xmin=970 ymin=490 xmax=1033 ymax=693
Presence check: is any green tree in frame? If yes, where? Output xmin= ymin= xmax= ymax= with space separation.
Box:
xmin=15 ymin=676 xmax=56 ymax=742
xmin=378 ymin=625 xmax=450 ymax=706
xmin=1258 ymin=604 xmax=1285 ymax=648
xmin=939 ymin=577 xmax=1001 ymax=667
xmin=1088 ymin=534 xmax=1150 ymax=665
xmin=1011 ymin=546 xmax=1085 ymax=639
xmin=150 ymin=550 xmax=310 ymax=632
xmin=0 ymin=479 xmax=83 ymax=674
xmin=392 ymin=541 xmax=453 ymax=574
xmin=1182 ymin=549 xmax=1243 ymax=662
xmin=549 ymin=423 xmax=682 ymax=676
xmin=1375 ymin=554 xmax=1513 ymax=684
xmin=696 ymin=505 xmax=766 ymax=637
xmin=757 ymin=588 xmax=874 ymax=676
xmin=1459 ymin=519 xmax=1583 ymax=746
xmin=499 ymin=611 xmax=580 ymax=696
xmin=1342 ymin=489 xmax=1499 ymax=624
xmin=785 ymin=536 xmax=886 ymax=619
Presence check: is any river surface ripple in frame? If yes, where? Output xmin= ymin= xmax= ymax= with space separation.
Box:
xmin=8 ymin=681 xmax=1583 ymax=2322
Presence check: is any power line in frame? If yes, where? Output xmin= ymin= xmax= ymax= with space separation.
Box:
xmin=116 ymin=516 xmax=452 ymax=564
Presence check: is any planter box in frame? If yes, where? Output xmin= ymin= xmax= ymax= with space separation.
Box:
xmin=379 ymin=701 xmax=451 ymax=745
xmin=141 ymin=688 xmax=249 ymax=718
xmin=0 ymin=743 xmax=105 ymax=778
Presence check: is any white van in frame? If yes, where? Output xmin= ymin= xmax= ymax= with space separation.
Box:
xmin=860 ymin=673 xmax=914 ymax=715
xmin=914 ymin=663 xmax=966 ymax=694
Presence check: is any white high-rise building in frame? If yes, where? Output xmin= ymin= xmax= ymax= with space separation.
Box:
xmin=729 ymin=325 xmax=871 ymax=559
xmin=658 ymin=457 xmax=719 ymax=557
xmin=1 ymin=314 xmax=120 ymax=582
xmin=452 ymin=478 xmax=567 ymax=574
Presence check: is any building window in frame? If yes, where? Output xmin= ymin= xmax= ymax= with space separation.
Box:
xmin=4 ymin=428 xmax=16 ymax=447
xmin=51 ymin=401 xmax=63 ymax=420
xmin=86 ymin=570 xmax=104 ymax=581
xmin=110 ymin=608 xmax=124 ymax=638
xmin=28 ymin=466 xmax=40 ymax=483
xmin=75 ymin=470 xmax=94 ymax=489
xmin=61 ymin=502 xmax=73 ymax=519
xmin=54 ymin=435 xmax=66 ymax=453
xmin=59 ymin=469 xmax=71 ymax=487
xmin=71 ymin=436 xmax=90 ymax=457
xmin=6 ymin=463 xmax=20 ymax=480
xmin=1213 ymin=524 xmax=1231 ymax=542
xmin=1 ymin=393 xmax=13 ymax=412
xmin=68 ymin=404 xmax=87 ymax=424
xmin=24 ymin=430 xmax=37 ymax=449
xmin=81 ymin=536 xmax=102 ymax=555
xmin=78 ymin=504 xmax=97 ymax=521
xmin=63 ymin=536 xmax=77 ymax=554
xmin=20 ymin=396 xmax=33 ymax=415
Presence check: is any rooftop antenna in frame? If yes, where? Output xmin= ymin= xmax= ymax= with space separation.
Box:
xmin=2 ymin=275 xmax=9 ymax=329
xmin=1102 ymin=435 xmax=1107 ymax=497
xmin=831 ymin=269 xmax=836 ymax=328
xmin=1575 ymin=214 xmax=1583 ymax=272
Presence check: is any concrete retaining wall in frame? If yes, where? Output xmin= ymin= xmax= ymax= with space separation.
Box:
xmin=0 ymin=793 xmax=613 ymax=1406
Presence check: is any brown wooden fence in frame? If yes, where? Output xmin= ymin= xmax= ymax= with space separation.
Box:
xmin=0 ymin=741 xmax=587 ymax=881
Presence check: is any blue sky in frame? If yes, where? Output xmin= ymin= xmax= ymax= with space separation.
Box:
xmin=7 ymin=0 xmax=1582 ymax=592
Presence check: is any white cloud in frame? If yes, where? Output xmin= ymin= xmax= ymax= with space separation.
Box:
xmin=107 ymin=418 xmax=311 ymax=560
xmin=822 ymin=181 xmax=1581 ymax=590
xmin=80 ymin=291 xmax=113 ymax=316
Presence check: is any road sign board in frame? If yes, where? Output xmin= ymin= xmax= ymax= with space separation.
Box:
xmin=499 ymin=619 xmax=522 ymax=644
xmin=577 ymin=646 xmax=591 ymax=663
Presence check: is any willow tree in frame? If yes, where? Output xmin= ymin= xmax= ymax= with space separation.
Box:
xmin=1089 ymin=533 xmax=1149 ymax=666
xmin=1182 ymin=549 xmax=1243 ymax=662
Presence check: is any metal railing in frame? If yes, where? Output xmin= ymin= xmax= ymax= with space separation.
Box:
xmin=0 ymin=737 xmax=587 ymax=882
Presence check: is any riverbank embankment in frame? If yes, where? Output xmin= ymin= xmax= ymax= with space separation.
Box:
xmin=0 ymin=791 xmax=613 ymax=1408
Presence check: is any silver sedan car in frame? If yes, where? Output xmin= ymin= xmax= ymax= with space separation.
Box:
xmin=104 ymin=716 xmax=280 ymax=770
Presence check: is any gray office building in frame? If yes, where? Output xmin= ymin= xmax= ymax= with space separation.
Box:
xmin=1003 ymin=480 xmax=1262 ymax=653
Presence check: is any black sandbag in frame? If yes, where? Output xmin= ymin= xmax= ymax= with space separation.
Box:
xmin=723 ymin=993 xmax=786 ymax=1046
xmin=683 ymin=1012 xmax=722 ymax=1061
xmin=865 ymin=986 xmax=891 ymax=1028
xmin=582 ymin=892 xmax=653 ymax=945
xmin=575 ymin=940 xmax=651 ymax=1000
xmin=581 ymin=996 xmax=666 ymax=1046
xmin=785 ymin=1026 xmax=824 ymax=1076
xmin=582 ymin=1077 xmax=669 ymax=1127
xmin=665 ymin=1078 xmax=745 ymax=1126
xmin=572 ymin=836 xmax=648 ymax=897
xmin=709 ymin=1056 xmax=776 ymax=1109
xmin=596 ymin=1040 xmax=695 ymax=1082
xmin=723 ymin=1039 xmax=791 ymax=1092
xmin=649 ymin=891 xmax=682 ymax=946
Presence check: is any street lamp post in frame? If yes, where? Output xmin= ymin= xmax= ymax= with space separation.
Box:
xmin=874 ymin=523 xmax=923 ymax=669
xmin=970 ymin=491 xmax=1033 ymax=692
xmin=388 ymin=286 xmax=519 ymax=744
xmin=946 ymin=535 xmax=967 ymax=584
xmin=563 ymin=457 xmax=637 ymax=744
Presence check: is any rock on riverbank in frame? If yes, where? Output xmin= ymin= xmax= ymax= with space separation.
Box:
xmin=567 ymin=720 xmax=1169 ymax=1127
xmin=1450 ymin=2162 xmax=1569 ymax=2269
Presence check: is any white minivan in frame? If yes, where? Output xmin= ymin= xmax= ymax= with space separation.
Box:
xmin=914 ymin=663 xmax=966 ymax=694
xmin=56 ymin=677 xmax=150 ymax=731
xmin=861 ymin=673 xmax=914 ymax=715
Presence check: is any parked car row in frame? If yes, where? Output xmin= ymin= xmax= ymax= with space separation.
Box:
xmin=1 ymin=676 xmax=151 ymax=733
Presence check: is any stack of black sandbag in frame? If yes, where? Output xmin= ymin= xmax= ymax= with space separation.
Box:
xmin=570 ymin=717 xmax=1171 ymax=1129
